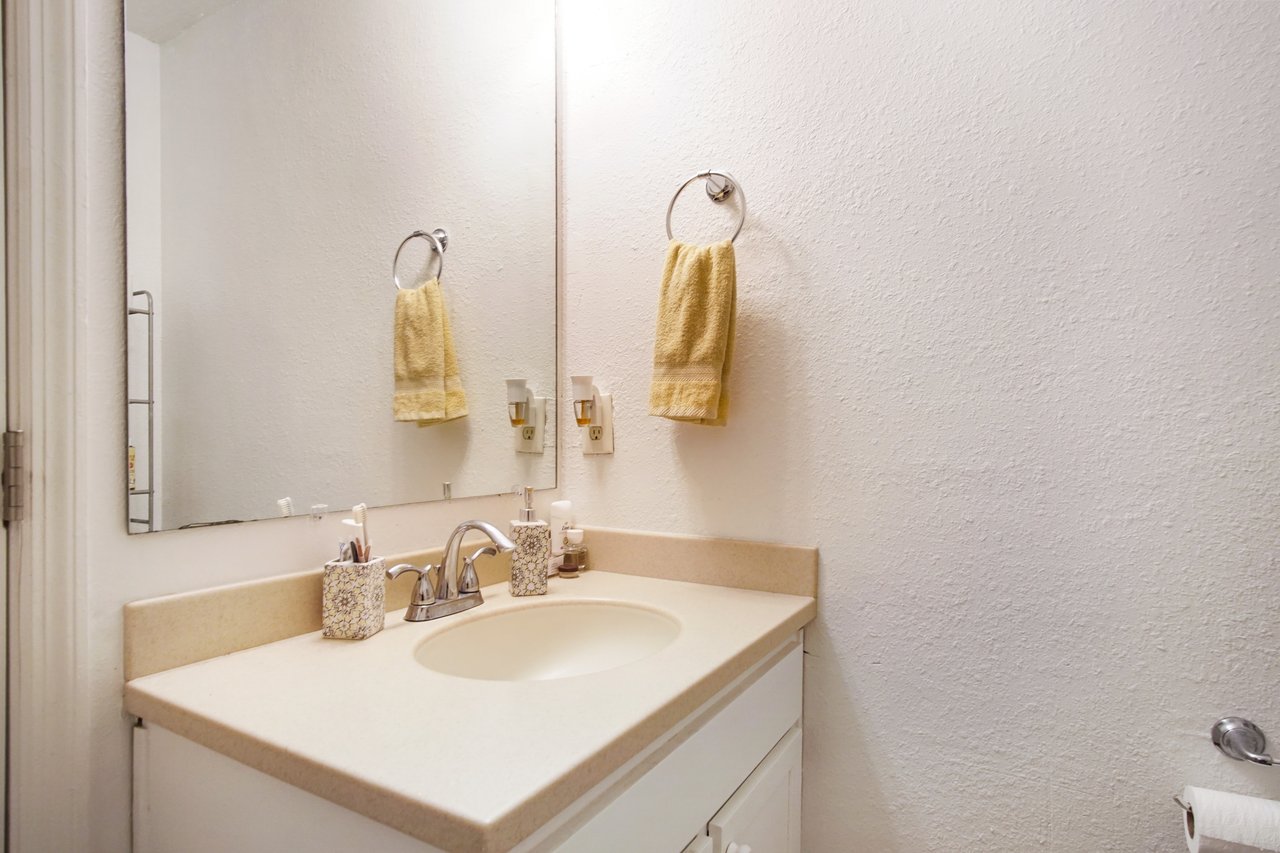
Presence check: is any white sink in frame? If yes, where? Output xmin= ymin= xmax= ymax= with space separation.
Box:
xmin=414 ymin=600 xmax=681 ymax=682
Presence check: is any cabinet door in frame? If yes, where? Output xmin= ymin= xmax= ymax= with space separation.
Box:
xmin=682 ymin=835 xmax=713 ymax=853
xmin=709 ymin=726 xmax=802 ymax=853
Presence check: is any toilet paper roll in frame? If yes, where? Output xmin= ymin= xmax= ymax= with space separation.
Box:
xmin=1184 ymin=786 xmax=1280 ymax=853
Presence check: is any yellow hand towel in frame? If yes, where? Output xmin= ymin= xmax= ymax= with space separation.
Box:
xmin=393 ymin=279 xmax=468 ymax=426
xmin=649 ymin=239 xmax=737 ymax=426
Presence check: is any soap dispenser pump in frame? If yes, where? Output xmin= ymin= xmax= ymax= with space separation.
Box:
xmin=509 ymin=486 xmax=549 ymax=596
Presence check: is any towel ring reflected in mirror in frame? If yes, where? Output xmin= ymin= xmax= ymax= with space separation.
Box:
xmin=665 ymin=170 xmax=747 ymax=243
xmin=393 ymin=228 xmax=449 ymax=290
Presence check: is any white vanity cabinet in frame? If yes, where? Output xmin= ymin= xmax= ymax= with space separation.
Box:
xmin=133 ymin=638 xmax=804 ymax=853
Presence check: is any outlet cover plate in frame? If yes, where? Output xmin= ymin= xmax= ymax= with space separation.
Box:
xmin=515 ymin=397 xmax=547 ymax=454
xmin=582 ymin=394 xmax=614 ymax=455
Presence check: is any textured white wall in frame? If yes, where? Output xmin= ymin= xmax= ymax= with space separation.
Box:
xmin=559 ymin=1 xmax=1280 ymax=849
xmin=141 ymin=0 xmax=555 ymax=527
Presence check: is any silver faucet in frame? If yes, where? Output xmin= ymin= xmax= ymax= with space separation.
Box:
xmin=386 ymin=519 xmax=515 ymax=622
xmin=438 ymin=520 xmax=515 ymax=600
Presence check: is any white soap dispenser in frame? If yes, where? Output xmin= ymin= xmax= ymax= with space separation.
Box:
xmin=509 ymin=486 xmax=549 ymax=596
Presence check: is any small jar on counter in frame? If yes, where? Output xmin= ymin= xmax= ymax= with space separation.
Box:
xmin=558 ymin=528 xmax=588 ymax=578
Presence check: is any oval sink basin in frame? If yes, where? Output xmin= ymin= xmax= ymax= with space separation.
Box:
xmin=414 ymin=601 xmax=680 ymax=682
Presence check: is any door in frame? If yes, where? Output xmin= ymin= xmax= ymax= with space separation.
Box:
xmin=0 ymin=17 xmax=8 ymax=828
xmin=708 ymin=726 xmax=802 ymax=853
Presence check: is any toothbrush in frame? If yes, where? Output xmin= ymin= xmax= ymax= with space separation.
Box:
xmin=342 ymin=504 xmax=370 ymax=561
xmin=341 ymin=519 xmax=364 ymax=557
xmin=277 ymin=497 xmax=294 ymax=518
xmin=353 ymin=503 xmax=370 ymax=560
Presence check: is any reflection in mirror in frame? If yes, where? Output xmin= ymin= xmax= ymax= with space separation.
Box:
xmin=124 ymin=0 xmax=556 ymax=532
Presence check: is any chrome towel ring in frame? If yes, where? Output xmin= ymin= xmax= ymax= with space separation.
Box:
xmin=393 ymin=228 xmax=449 ymax=290
xmin=665 ymin=170 xmax=746 ymax=243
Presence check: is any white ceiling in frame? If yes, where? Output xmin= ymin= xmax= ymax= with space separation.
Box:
xmin=126 ymin=0 xmax=243 ymax=43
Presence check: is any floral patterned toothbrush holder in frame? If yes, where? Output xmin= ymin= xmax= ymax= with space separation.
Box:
xmin=322 ymin=557 xmax=386 ymax=640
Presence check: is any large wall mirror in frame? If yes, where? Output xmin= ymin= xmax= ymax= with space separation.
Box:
xmin=124 ymin=0 xmax=557 ymax=532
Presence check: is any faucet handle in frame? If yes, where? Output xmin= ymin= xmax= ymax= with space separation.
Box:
xmin=387 ymin=562 xmax=422 ymax=581
xmin=387 ymin=562 xmax=436 ymax=607
xmin=459 ymin=547 xmax=497 ymax=595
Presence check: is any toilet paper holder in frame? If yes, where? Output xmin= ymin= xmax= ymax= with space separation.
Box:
xmin=1211 ymin=717 xmax=1275 ymax=768
xmin=1172 ymin=718 xmax=1275 ymax=815
xmin=1172 ymin=795 xmax=1195 ymax=846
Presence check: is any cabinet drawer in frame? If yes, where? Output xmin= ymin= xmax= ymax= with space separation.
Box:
xmin=709 ymin=726 xmax=802 ymax=853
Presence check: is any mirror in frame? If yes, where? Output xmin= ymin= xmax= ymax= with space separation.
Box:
xmin=123 ymin=0 xmax=556 ymax=532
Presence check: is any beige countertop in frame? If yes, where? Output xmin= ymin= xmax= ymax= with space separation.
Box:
xmin=125 ymin=570 xmax=816 ymax=852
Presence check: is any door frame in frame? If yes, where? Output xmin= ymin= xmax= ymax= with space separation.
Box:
xmin=4 ymin=0 xmax=92 ymax=850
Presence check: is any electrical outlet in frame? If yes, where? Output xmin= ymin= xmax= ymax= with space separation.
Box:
xmin=515 ymin=398 xmax=546 ymax=454
xmin=582 ymin=394 xmax=614 ymax=455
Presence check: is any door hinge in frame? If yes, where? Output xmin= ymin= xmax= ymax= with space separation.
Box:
xmin=4 ymin=429 xmax=25 ymax=524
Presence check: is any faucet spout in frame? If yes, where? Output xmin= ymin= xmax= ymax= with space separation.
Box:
xmin=436 ymin=519 xmax=516 ymax=601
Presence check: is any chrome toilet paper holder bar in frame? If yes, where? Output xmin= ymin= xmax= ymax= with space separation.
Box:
xmin=1212 ymin=717 xmax=1275 ymax=767
xmin=1174 ymin=716 xmax=1276 ymax=815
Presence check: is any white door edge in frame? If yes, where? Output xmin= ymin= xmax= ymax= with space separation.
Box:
xmin=4 ymin=0 xmax=93 ymax=850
